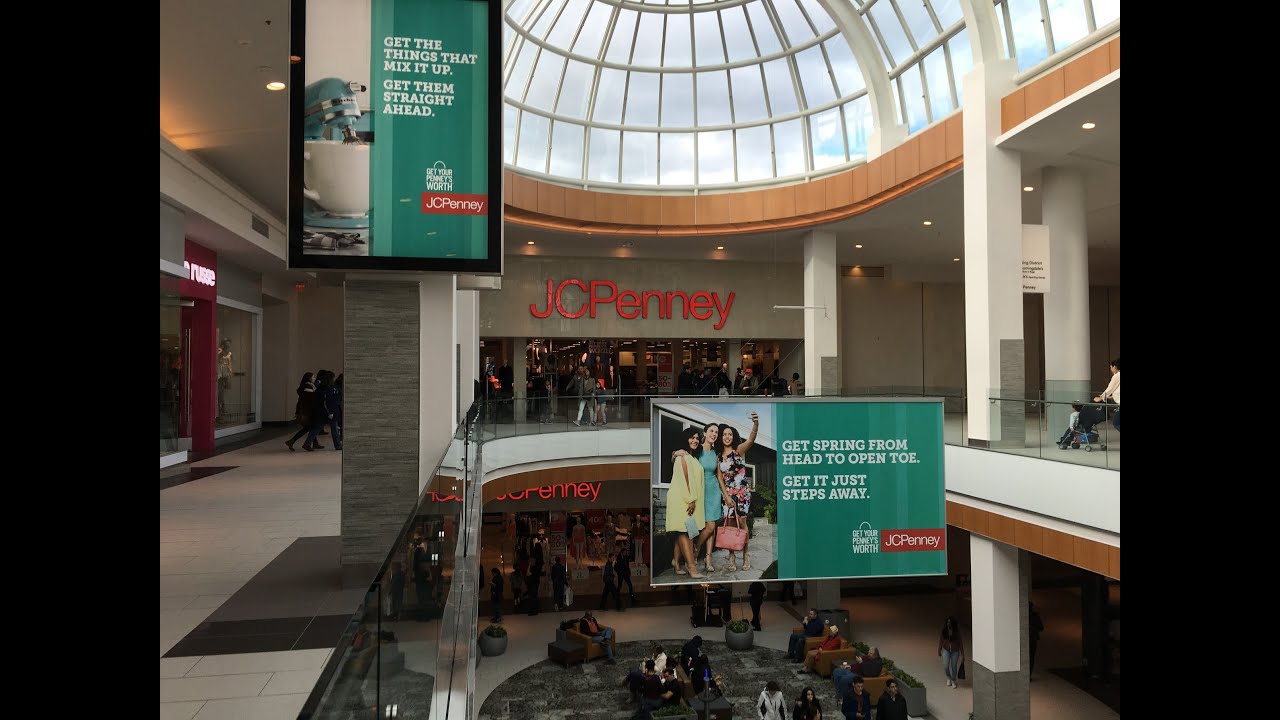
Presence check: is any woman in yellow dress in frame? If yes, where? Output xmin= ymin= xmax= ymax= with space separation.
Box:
xmin=665 ymin=426 xmax=706 ymax=579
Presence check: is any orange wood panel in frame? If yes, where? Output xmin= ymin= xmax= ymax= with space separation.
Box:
xmin=894 ymin=140 xmax=921 ymax=188
xmin=629 ymin=195 xmax=662 ymax=225
xmin=850 ymin=164 xmax=870 ymax=202
xmin=512 ymin=173 xmax=538 ymax=210
xmin=537 ymin=182 xmax=566 ymax=218
xmin=595 ymin=193 xmax=627 ymax=224
xmin=965 ymin=505 xmax=990 ymax=537
xmin=563 ymin=187 xmax=595 ymax=222
xmin=945 ymin=114 xmax=963 ymax=160
xmin=827 ymin=169 xmax=854 ymax=208
xmin=1108 ymin=37 xmax=1120 ymax=71
xmin=1073 ymin=535 xmax=1109 ymax=576
xmin=503 ymin=171 xmax=514 ymax=206
xmin=1001 ymin=89 xmax=1026 ymax=133
xmin=1013 ymin=519 xmax=1044 ymax=553
xmin=661 ymin=196 xmax=696 ymax=225
xmin=730 ymin=190 xmax=767 ymax=223
xmin=1047 ymin=528 xmax=1077 ymax=565
xmin=1106 ymin=545 xmax=1120 ymax=580
xmin=866 ymin=156 xmax=884 ymax=196
xmin=1064 ymin=45 xmax=1112 ymax=96
xmin=794 ymin=180 xmax=827 ymax=216
xmin=761 ymin=186 xmax=796 ymax=220
xmin=988 ymin=514 xmax=1016 ymax=545
xmin=918 ymin=125 xmax=946 ymax=173
xmin=695 ymin=193 xmax=732 ymax=225
xmin=1024 ymin=69 xmax=1066 ymax=119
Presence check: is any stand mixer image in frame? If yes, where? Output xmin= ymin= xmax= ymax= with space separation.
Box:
xmin=303 ymin=78 xmax=373 ymax=232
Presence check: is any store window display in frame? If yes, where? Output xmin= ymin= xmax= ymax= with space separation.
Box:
xmin=215 ymin=305 xmax=256 ymax=427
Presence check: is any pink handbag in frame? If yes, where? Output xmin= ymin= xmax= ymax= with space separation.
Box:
xmin=715 ymin=511 xmax=747 ymax=552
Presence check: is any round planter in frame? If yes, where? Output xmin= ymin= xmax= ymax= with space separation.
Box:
xmin=479 ymin=632 xmax=508 ymax=656
xmin=725 ymin=626 xmax=754 ymax=650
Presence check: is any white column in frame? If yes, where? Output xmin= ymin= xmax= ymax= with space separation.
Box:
xmin=420 ymin=275 xmax=457 ymax=488
xmin=455 ymin=288 xmax=480 ymax=422
xmin=803 ymin=230 xmax=839 ymax=395
xmin=963 ymin=59 xmax=1024 ymax=446
xmin=970 ymin=536 xmax=1031 ymax=719
xmin=1041 ymin=167 xmax=1092 ymax=434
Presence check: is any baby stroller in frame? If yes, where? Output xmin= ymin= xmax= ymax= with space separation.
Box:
xmin=1057 ymin=403 xmax=1108 ymax=451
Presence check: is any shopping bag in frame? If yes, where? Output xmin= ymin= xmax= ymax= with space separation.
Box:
xmin=563 ymin=586 xmax=574 ymax=607
xmin=715 ymin=511 xmax=748 ymax=552
xmin=958 ymin=660 xmax=966 ymax=679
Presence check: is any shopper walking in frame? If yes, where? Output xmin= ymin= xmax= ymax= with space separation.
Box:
xmin=285 ymin=372 xmax=316 ymax=450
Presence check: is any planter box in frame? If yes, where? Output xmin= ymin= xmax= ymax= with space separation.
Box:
xmin=724 ymin=626 xmax=754 ymax=651
xmin=479 ymin=633 xmax=508 ymax=656
xmin=898 ymin=682 xmax=926 ymax=716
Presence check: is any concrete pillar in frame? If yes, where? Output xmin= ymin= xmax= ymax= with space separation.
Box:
xmin=420 ymin=275 xmax=458 ymax=480
xmin=962 ymin=59 xmax=1025 ymax=447
xmin=970 ymin=536 xmax=1030 ymax=720
xmin=803 ymin=230 xmax=839 ymax=395
xmin=1041 ymin=167 xmax=1092 ymax=434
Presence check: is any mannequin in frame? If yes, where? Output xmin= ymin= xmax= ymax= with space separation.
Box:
xmin=216 ymin=339 xmax=233 ymax=418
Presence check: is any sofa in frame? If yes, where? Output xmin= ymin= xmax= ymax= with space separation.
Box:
xmin=565 ymin=625 xmax=617 ymax=662
xmin=830 ymin=665 xmax=895 ymax=704
xmin=792 ymin=626 xmax=834 ymax=656
xmin=811 ymin=641 xmax=858 ymax=677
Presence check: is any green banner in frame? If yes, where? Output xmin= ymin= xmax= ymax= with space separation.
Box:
xmin=370 ymin=0 xmax=489 ymax=259
xmin=775 ymin=401 xmax=946 ymax=580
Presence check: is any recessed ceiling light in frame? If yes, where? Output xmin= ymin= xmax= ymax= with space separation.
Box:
xmin=621 ymin=240 xmax=634 ymax=248
xmin=953 ymin=257 xmax=961 ymax=262
xmin=237 ymin=39 xmax=252 ymax=47
xmin=256 ymin=65 xmax=273 ymax=73
xmin=266 ymin=81 xmax=286 ymax=91
xmin=922 ymin=220 xmax=933 ymax=226
xmin=289 ymin=55 xmax=302 ymax=64
xmin=526 ymin=241 xmax=535 ymax=245
xmin=1023 ymin=186 xmax=1034 ymax=192
xmin=716 ymin=246 xmax=725 ymax=250
xmin=1081 ymin=122 xmax=1096 ymax=130
xmin=854 ymin=244 xmax=863 ymax=249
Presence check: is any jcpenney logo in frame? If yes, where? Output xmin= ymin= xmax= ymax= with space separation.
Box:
xmin=880 ymin=528 xmax=946 ymax=552
xmin=183 ymin=260 xmax=216 ymax=287
xmin=530 ymin=279 xmax=736 ymax=330
xmin=421 ymin=192 xmax=488 ymax=215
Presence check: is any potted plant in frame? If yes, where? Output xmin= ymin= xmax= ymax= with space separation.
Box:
xmin=479 ymin=623 xmax=508 ymax=656
xmin=884 ymin=661 xmax=926 ymax=716
xmin=725 ymin=619 xmax=754 ymax=650
xmin=652 ymin=704 xmax=697 ymax=720
xmin=556 ymin=619 xmax=577 ymax=643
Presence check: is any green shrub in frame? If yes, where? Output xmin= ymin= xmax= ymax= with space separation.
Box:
xmin=726 ymin=619 xmax=751 ymax=633
xmin=483 ymin=624 xmax=507 ymax=638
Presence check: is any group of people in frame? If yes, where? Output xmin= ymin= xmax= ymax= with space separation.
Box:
xmin=382 ymin=533 xmax=441 ymax=622
xmin=569 ymin=365 xmax=619 ymax=427
xmin=676 ymin=363 xmax=804 ymax=398
xmin=285 ymin=370 xmax=343 ymax=451
xmin=666 ymin=413 xmax=760 ymax=577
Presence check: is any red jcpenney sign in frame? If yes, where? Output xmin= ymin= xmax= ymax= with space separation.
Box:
xmin=880 ymin=529 xmax=946 ymax=552
xmin=530 ymin=279 xmax=736 ymax=331
xmin=427 ymin=481 xmax=603 ymax=504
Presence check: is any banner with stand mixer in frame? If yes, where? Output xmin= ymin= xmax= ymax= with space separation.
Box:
xmin=288 ymin=0 xmax=503 ymax=274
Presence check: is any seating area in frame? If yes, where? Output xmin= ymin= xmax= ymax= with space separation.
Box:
xmin=563 ymin=623 xmax=617 ymax=662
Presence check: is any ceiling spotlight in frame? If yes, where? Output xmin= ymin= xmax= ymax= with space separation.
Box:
xmin=716 ymin=245 xmax=725 ymax=250
xmin=922 ymin=220 xmax=933 ymax=226
xmin=1081 ymin=122 xmax=1096 ymax=130
xmin=953 ymin=257 xmax=961 ymax=262
xmin=854 ymin=244 xmax=863 ymax=249
xmin=1023 ymin=186 xmax=1034 ymax=192
xmin=621 ymin=241 xmax=634 ymax=248
xmin=266 ymin=81 xmax=286 ymax=91
xmin=237 ymin=39 xmax=252 ymax=47
xmin=289 ymin=55 xmax=302 ymax=64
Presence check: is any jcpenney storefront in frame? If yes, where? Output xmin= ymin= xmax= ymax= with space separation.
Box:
xmin=478 ymin=257 xmax=808 ymax=404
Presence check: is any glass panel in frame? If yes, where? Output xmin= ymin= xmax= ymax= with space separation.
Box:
xmin=593 ymin=68 xmax=627 ymax=123
xmin=842 ymin=95 xmax=872 ymax=158
xmin=506 ymin=40 xmax=539 ymax=97
xmin=556 ymin=60 xmax=594 ymax=118
xmin=516 ymin=111 xmax=550 ymax=171
xmin=546 ymin=0 xmax=590 ymax=47
xmin=923 ymin=47 xmax=954 ymax=119
xmin=621 ymin=131 xmax=659 ymax=184
xmin=1047 ymin=0 xmax=1090 ymax=51
xmin=762 ymin=58 xmax=799 ymax=115
xmin=869 ymin=1 xmax=914 ymax=67
xmin=772 ymin=0 xmax=816 ymax=44
xmin=588 ymin=128 xmax=621 ymax=182
xmin=159 ymin=277 xmax=186 ymax=453
xmin=899 ymin=0 xmax=940 ymax=46
xmin=729 ymin=66 xmax=769 ymax=123
xmin=773 ymin=118 xmax=806 ymax=176
xmin=1093 ymin=0 xmax=1120 ymax=27
xmin=932 ymin=0 xmax=965 ymax=27
xmin=824 ymin=38 xmax=865 ymax=97
xmin=660 ymin=133 xmax=696 ymax=184
xmin=572 ymin=1 xmax=615 ymax=57
xmin=948 ymin=27 xmax=974 ymax=109
xmin=633 ymin=13 xmax=665 ymax=65
xmin=721 ymin=6 xmax=758 ymax=62
xmin=1007 ymin=0 xmax=1051 ymax=70
xmin=506 ymin=0 xmax=539 ymax=24
xmin=746 ymin=2 xmax=783 ymax=54
xmin=809 ymin=106 xmax=846 ymax=169
xmin=796 ymin=45 xmax=837 ymax=106
xmin=661 ymin=73 xmax=695 ymax=127
xmin=736 ymin=125 xmax=773 ymax=181
xmin=625 ymin=71 xmax=661 ymax=125
xmin=216 ymin=305 xmax=255 ymax=428
xmin=504 ymin=22 xmax=515 ymax=61
xmin=697 ymin=70 xmax=733 ymax=126
xmin=530 ymin=0 xmax=566 ymax=38
xmin=503 ymin=104 xmax=518 ymax=163
xmin=605 ymin=9 xmax=640 ymax=63
xmin=694 ymin=11 xmax=725 ymax=65
xmin=549 ymin=121 xmax=585 ymax=178
xmin=899 ymin=64 xmax=928 ymax=131
xmin=664 ymin=14 xmax=693 ymax=68
xmin=697 ymin=129 xmax=735 ymax=183
xmin=796 ymin=0 xmax=837 ymax=34
xmin=525 ymin=52 xmax=566 ymax=111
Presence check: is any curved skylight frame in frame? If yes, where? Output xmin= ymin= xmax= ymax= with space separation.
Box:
xmin=994 ymin=0 xmax=1121 ymax=74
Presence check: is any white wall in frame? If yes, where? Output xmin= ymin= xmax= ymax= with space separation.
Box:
xmin=295 ymin=286 xmax=345 ymax=380
xmin=262 ymin=299 xmax=293 ymax=421
xmin=841 ymin=278 xmax=928 ymax=391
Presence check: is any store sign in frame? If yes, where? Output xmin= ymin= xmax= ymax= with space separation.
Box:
xmin=432 ymin=481 xmax=605 ymax=504
xmin=183 ymin=260 xmax=217 ymax=287
xmin=182 ymin=239 xmax=218 ymax=301
xmin=530 ymin=279 xmax=736 ymax=331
